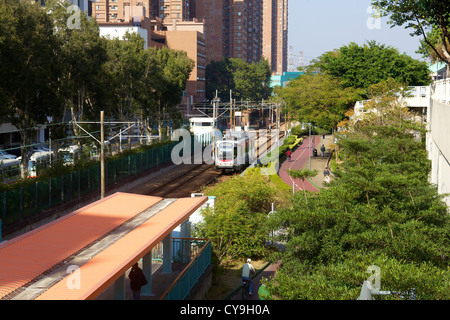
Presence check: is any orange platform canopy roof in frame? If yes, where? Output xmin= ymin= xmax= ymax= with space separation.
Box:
xmin=0 ymin=192 xmax=207 ymax=300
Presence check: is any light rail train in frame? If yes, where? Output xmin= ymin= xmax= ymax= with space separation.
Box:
xmin=214 ymin=131 xmax=257 ymax=172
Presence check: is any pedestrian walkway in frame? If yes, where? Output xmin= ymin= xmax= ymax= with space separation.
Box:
xmin=229 ymin=261 xmax=280 ymax=300
xmin=279 ymin=134 xmax=333 ymax=193
xmin=226 ymin=135 xmax=335 ymax=301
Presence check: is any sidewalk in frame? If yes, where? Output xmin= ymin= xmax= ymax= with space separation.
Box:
xmin=228 ymin=261 xmax=281 ymax=300
xmin=278 ymin=134 xmax=333 ymax=192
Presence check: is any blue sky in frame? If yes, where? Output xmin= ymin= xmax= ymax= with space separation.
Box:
xmin=288 ymin=0 xmax=426 ymax=67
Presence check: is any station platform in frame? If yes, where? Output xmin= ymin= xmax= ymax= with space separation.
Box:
xmin=0 ymin=192 xmax=208 ymax=300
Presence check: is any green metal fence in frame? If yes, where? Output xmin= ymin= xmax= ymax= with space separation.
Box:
xmin=162 ymin=239 xmax=211 ymax=300
xmin=0 ymin=141 xmax=181 ymax=230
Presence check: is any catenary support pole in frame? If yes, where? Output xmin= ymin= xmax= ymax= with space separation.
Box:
xmin=100 ymin=111 xmax=105 ymax=199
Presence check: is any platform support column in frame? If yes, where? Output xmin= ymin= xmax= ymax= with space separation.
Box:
xmin=142 ymin=251 xmax=153 ymax=296
xmin=180 ymin=220 xmax=191 ymax=263
xmin=114 ymin=273 xmax=126 ymax=300
xmin=162 ymin=234 xmax=172 ymax=273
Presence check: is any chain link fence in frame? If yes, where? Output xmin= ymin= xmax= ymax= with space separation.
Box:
xmin=0 ymin=141 xmax=181 ymax=229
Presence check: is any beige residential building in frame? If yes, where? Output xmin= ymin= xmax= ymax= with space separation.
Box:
xmin=192 ymin=0 xmax=286 ymax=74
xmin=92 ymin=0 xmax=206 ymax=102
xmin=191 ymin=0 xmax=225 ymax=63
xmin=91 ymin=0 xmax=152 ymax=22
xmin=156 ymin=20 xmax=207 ymax=103
xmin=262 ymin=0 xmax=288 ymax=75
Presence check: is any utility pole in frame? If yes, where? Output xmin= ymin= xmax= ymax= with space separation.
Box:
xmin=230 ymin=90 xmax=233 ymax=131
xmin=100 ymin=111 xmax=105 ymax=199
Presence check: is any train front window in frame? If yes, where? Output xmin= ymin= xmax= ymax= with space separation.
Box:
xmin=218 ymin=142 xmax=234 ymax=160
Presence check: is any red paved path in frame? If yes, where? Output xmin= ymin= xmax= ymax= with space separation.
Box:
xmin=278 ymin=135 xmax=321 ymax=193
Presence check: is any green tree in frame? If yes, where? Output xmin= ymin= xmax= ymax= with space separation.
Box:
xmin=47 ymin=0 xmax=108 ymax=150
xmin=287 ymin=169 xmax=318 ymax=203
xmin=146 ymin=46 xmax=194 ymax=140
xmin=196 ymin=169 xmax=282 ymax=265
xmin=277 ymin=72 xmax=363 ymax=131
xmin=103 ymin=32 xmax=147 ymax=123
xmin=371 ymin=0 xmax=450 ymax=66
xmin=0 ymin=0 xmax=63 ymax=178
xmin=265 ymin=84 xmax=449 ymax=300
xmin=205 ymin=58 xmax=272 ymax=102
xmin=312 ymin=41 xmax=432 ymax=90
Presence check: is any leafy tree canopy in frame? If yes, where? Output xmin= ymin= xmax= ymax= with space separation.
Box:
xmin=265 ymin=82 xmax=449 ymax=300
xmin=311 ymin=41 xmax=432 ymax=90
xmin=195 ymin=169 xmax=284 ymax=265
xmin=276 ymin=72 xmax=363 ymax=131
xmin=371 ymin=0 xmax=450 ymax=65
xmin=206 ymin=58 xmax=272 ymax=102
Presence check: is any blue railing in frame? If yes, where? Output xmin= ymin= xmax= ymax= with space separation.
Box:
xmin=161 ymin=239 xmax=211 ymax=300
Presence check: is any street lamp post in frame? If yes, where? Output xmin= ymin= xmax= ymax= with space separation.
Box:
xmin=302 ymin=122 xmax=312 ymax=171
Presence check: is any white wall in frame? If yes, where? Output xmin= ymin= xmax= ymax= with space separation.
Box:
xmin=99 ymin=26 xmax=148 ymax=49
xmin=428 ymin=82 xmax=450 ymax=208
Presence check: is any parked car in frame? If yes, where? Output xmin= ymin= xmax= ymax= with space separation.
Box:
xmin=32 ymin=142 xmax=52 ymax=153
xmin=0 ymin=149 xmax=17 ymax=160
xmin=31 ymin=143 xmax=52 ymax=157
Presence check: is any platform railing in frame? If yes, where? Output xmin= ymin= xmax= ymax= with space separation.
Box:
xmin=431 ymin=79 xmax=450 ymax=104
xmin=160 ymin=239 xmax=211 ymax=300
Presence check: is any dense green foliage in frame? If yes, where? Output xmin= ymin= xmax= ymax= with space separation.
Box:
xmin=275 ymin=40 xmax=432 ymax=134
xmin=195 ymin=169 xmax=284 ymax=265
xmin=371 ymin=0 xmax=450 ymax=65
xmin=312 ymin=41 xmax=432 ymax=89
xmin=205 ymin=57 xmax=272 ymax=102
xmin=276 ymin=73 xmax=363 ymax=131
xmin=264 ymin=85 xmax=449 ymax=300
xmin=0 ymin=0 xmax=193 ymax=177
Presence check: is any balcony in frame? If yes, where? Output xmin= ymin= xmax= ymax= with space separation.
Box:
xmin=431 ymin=79 xmax=450 ymax=104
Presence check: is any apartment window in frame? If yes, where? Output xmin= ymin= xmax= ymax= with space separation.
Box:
xmin=111 ymin=5 xmax=117 ymax=10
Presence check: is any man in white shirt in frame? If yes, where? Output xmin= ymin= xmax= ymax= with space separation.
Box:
xmin=242 ymin=258 xmax=256 ymax=296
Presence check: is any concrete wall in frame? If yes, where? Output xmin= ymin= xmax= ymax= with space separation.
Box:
xmin=99 ymin=25 xmax=148 ymax=49
xmin=427 ymin=98 xmax=450 ymax=208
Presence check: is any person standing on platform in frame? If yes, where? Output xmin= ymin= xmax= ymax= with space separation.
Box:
xmin=128 ymin=262 xmax=147 ymax=300
xmin=320 ymin=144 xmax=326 ymax=157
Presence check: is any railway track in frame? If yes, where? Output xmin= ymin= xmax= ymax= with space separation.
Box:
xmin=130 ymin=126 xmax=287 ymax=198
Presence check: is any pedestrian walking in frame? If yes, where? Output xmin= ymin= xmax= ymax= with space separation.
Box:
xmin=320 ymin=144 xmax=325 ymax=157
xmin=286 ymin=149 xmax=292 ymax=161
xmin=128 ymin=262 xmax=147 ymax=300
xmin=323 ymin=167 xmax=331 ymax=184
